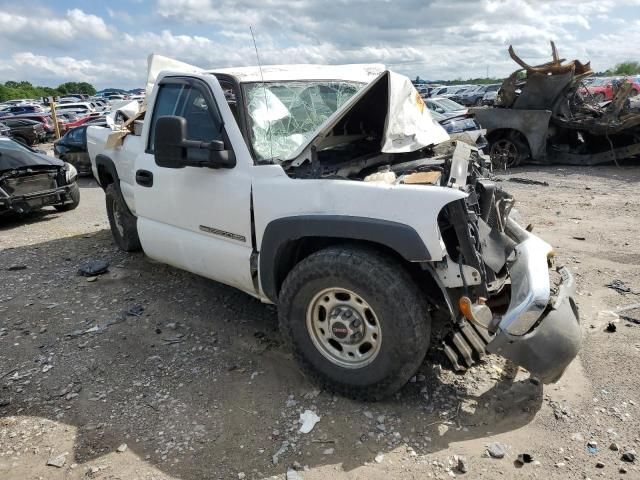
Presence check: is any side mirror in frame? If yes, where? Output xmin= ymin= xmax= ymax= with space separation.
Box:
xmin=154 ymin=116 xmax=236 ymax=169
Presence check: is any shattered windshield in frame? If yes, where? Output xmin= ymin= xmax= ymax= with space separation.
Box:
xmin=243 ymin=81 xmax=364 ymax=162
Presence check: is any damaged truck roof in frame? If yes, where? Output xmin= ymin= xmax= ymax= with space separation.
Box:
xmin=145 ymin=54 xmax=450 ymax=166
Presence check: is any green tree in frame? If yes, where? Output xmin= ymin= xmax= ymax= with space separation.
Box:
xmin=612 ymin=61 xmax=640 ymax=76
xmin=56 ymin=81 xmax=96 ymax=95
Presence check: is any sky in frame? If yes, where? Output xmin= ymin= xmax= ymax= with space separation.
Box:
xmin=0 ymin=0 xmax=639 ymax=89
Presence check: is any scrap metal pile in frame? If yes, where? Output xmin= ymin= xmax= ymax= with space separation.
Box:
xmin=474 ymin=42 xmax=640 ymax=166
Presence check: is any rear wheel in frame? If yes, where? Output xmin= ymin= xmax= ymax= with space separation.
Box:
xmin=105 ymin=184 xmax=141 ymax=252
xmin=489 ymin=134 xmax=530 ymax=168
xmin=595 ymin=92 xmax=606 ymax=102
xmin=630 ymin=89 xmax=639 ymax=97
xmin=278 ymin=246 xmax=431 ymax=400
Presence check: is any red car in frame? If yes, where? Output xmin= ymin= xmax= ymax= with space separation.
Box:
xmin=63 ymin=115 xmax=95 ymax=129
xmin=581 ymin=77 xmax=640 ymax=102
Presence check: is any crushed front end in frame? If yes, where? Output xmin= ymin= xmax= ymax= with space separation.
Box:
xmin=435 ymin=143 xmax=581 ymax=382
xmin=0 ymin=166 xmax=76 ymax=214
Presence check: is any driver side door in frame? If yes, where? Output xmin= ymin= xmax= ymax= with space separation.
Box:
xmin=133 ymin=75 xmax=256 ymax=295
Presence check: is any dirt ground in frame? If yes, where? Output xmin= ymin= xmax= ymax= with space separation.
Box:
xmin=1 ymin=156 xmax=639 ymax=480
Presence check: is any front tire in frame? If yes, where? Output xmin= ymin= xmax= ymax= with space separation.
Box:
xmin=278 ymin=246 xmax=431 ymax=400
xmin=105 ymin=184 xmax=141 ymax=252
xmin=54 ymin=183 xmax=80 ymax=212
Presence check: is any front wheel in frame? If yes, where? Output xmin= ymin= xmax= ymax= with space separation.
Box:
xmin=278 ymin=246 xmax=431 ymax=400
xmin=54 ymin=183 xmax=80 ymax=212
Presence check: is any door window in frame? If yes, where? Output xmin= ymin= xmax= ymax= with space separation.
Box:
xmin=148 ymin=80 xmax=224 ymax=155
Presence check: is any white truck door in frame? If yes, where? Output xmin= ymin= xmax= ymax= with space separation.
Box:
xmin=133 ymin=75 xmax=256 ymax=296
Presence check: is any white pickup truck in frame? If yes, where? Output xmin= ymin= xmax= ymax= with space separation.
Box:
xmin=87 ymin=56 xmax=581 ymax=399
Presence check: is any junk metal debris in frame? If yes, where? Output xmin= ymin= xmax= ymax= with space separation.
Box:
xmin=606 ymin=279 xmax=637 ymax=295
xmin=473 ymin=42 xmax=640 ymax=167
xmin=506 ymin=177 xmax=549 ymax=186
xmin=77 ymin=259 xmax=110 ymax=277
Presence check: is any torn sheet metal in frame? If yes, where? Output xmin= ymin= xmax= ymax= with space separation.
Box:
xmin=382 ymin=71 xmax=450 ymax=153
xmin=286 ymin=70 xmax=449 ymax=166
xmin=145 ymin=54 xmax=203 ymax=100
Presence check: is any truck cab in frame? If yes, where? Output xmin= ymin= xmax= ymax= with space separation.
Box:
xmin=86 ymin=56 xmax=581 ymax=399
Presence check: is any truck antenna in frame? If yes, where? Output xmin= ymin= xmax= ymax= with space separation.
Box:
xmin=250 ymin=26 xmax=273 ymax=162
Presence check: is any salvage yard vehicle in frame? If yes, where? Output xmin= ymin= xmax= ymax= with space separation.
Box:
xmin=54 ymin=126 xmax=92 ymax=176
xmin=474 ymin=42 xmax=640 ymax=167
xmin=86 ymin=55 xmax=581 ymax=399
xmin=0 ymin=136 xmax=80 ymax=215
xmin=426 ymin=97 xmax=468 ymax=118
xmin=0 ymin=118 xmax=47 ymax=145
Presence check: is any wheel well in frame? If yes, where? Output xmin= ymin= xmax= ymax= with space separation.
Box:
xmin=271 ymin=237 xmax=447 ymax=311
xmin=97 ymin=164 xmax=114 ymax=188
xmin=487 ymin=128 xmax=530 ymax=152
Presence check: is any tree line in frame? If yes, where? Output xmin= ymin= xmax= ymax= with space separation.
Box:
xmin=0 ymin=81 xmax=97 ymax=102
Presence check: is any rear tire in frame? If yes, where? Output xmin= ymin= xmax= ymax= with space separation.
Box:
xmin=278 ymin=246 xmax=431 ymax=400
xmin=595 ymin=92 xmax=606 ymax=102
xmin=54 ymin=183 xmax=80 ymax=212
xmin=105 ymin=184 xmax=141 ymax=252
xmin=489 ymin=133 xmax=530 ymax=168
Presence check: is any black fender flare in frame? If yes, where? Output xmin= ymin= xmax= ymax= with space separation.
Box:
xmin=259 ymin=215 xmax=431 ymax=302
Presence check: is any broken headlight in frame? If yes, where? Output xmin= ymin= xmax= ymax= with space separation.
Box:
xmin=64 ymin=163 xmax=78 ymax=184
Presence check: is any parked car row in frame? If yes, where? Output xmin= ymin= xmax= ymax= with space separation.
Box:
xmin=579 ymin=76 xmax=640 ymax=102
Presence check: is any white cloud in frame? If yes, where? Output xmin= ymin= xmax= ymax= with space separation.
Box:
xmin=1 ymin=0 xmax=640 ymax=88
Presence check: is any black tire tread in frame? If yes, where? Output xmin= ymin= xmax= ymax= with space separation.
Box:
xmin=278 ymin=245 xmax=431 ymax=401
xmin=105 ymin=184 xmax=141 ymax=252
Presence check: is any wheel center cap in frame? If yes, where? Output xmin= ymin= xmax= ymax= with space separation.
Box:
xmin=331 ymin=322 xmax=349 ymax=339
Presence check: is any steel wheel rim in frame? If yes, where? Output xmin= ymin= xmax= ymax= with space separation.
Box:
xmin=305 ymin=287 xmax=382 ymax=369
xmin=490 ymin=139 xmax=519 ymax=168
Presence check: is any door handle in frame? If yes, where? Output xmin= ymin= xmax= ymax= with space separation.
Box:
xmin=135 ymin=169 xmax=153 ymax=187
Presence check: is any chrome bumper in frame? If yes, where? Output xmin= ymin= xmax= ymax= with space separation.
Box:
xmin=486 ymin=220 xmax=581 ymax=383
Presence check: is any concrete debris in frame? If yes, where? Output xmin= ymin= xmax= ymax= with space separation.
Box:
xmin=596 ymin=461 xmax=606 ymax=468
xmin=486 ymin=442 xmax=507 ymax=459
xmin=46 ymin=453 xmax=67 ymax=468
xmin=286 ymin=468 xmax=304 ymax=480
xmin=374 ymin=453 xmax=384 ymax=463
xmin=610 ymin=442 xmax=620 ymax=451
xmin=455 ymin=455 xmax=469 ymax=473
xmin=116 ymin=443 xmax=128 ymax=453
xmin=298 ymin=410 xmax=320 ymax=434
xmin=272 ymin=441 xmax=289 ymax=465
xmin=621 ymin=451 xmax=636 ymax=463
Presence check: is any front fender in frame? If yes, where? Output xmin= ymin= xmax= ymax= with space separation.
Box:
xmin=259 ymin=215 xmax=430 ymax=302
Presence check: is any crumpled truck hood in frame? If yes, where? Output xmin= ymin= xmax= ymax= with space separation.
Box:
xmin=286 ymin=70 xmax=450 ymax=167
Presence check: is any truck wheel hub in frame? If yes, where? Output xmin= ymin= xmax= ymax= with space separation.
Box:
xmin=306 ymin=288 xmax=382 ymax=369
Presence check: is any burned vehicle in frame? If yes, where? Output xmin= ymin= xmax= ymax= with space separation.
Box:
xmin=474 ymin=42 xmax=640 ymax=167
xmin=0 ymin=137 xmax=80 ymax=215
xmin=86 ymin=56 xmax=580 ymax=399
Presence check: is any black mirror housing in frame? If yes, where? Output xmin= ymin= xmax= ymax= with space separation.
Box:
xmin=154 ymin=115 xmax=235 ymax=169
xmin=155 ymin=116 xmax=188 ymax=168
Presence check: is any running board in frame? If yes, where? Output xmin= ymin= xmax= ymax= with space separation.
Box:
xmin=443 ymin=319 xmax=493 ymax=371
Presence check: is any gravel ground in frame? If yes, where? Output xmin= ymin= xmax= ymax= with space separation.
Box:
xmin=1 ymin=156 xmax=639 ymax=479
